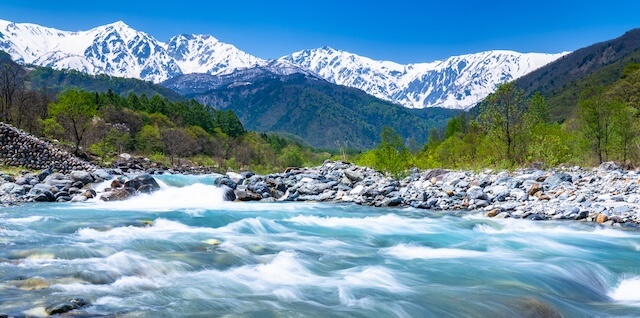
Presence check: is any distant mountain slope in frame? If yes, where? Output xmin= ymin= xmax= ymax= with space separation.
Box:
xmin=1 ymin=19 xmax=565 ymax=110
xmin=511 ymin=28 xmax=640 ymax=119
xmin=162 ymin=60 xmax=316 ymax=95
xmin=279 ymin=47 xmax=566 ymax=110
xmin=0 ymin=50 xmax=182 ymax=100
xmin=28 ymin=67 xmax=184 ymax=100
xmin=186 ymin=73 xmax=459 ymax=149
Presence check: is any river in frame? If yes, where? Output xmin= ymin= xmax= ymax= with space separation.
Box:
xmin=1 ymin=174 xmax=639 ymax=317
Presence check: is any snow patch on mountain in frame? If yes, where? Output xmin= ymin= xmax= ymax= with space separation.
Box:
xmin=0 ymin=19 xmax=261 ymax=82
xmin=279 ymin=47 xmax=567 ymax=109
xmin=166 ymin=34 xmax=265 ymax=75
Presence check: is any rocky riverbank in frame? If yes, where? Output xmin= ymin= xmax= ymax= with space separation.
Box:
xmin=2 ymin=151 xmax=640 ymax=227
xmin=2 ymin=117 xmax=640 ymax=226
xmin=220 ymin=160 xmax=640 ymax=227
xmin=3 ymin=157 xmax=640 ymax=227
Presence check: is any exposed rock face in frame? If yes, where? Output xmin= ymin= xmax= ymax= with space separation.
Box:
xmin=0 ymin=122 xmax=94 ymax=172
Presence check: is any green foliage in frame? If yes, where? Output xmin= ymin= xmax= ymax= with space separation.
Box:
xmin=479 ymin=83 xmax=527 ymax=164
xmin=48 ymin=88 xmax=98 ymax=154
xmin=215 ymin=110 xmax=246 ymax=138
xmin=40 ymin=117 xmax=64 ymax=140
xmin=525 ymin=123 xmax=573 ymax=168
xmin=444 ymin=114 xmax=467 ymax=138
xmin=525 ymin=92 xmax=550 ymax=126
xmin=279 ymin=145 xmax=305 ymax=168
xmin=136 ymin=125 xmax=163 ymax=153
xmin=577 ymin=89 xmax=624 ymax=163
xmin=27 ymin=66 xmax=183 ymax=100
xmin=612 ymin=105 xmax=639 ymax=163
xmin=362 ymin=127 xmax=411 ymax=178
xmin=622 ymin=63 xmax=640 ymax=78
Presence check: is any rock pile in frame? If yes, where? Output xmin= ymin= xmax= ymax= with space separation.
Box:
xmin=0 ymin=122 xmax=94 ymax=172
xmin=0 ymin=167 xmax=165 ymax=205
xmin=220 ymin=160 xmax=640 ymax=226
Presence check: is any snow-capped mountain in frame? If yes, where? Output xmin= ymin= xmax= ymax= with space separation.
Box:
xmin=0 ymin=19 xmax=264 ymax=82
xmin=166 ymin=34 xmax=265 ymax=75
xmin=279 ymin=47 xmax=567 ymax=110
xmin=0 ymin=19 xmax=568 ymax=109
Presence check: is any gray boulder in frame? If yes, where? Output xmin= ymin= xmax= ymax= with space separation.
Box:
xmin=467 ymin=186 xmax=488 ymax=201
xmin=92 ymin=169 xmax=113 ymax=180
xmin=70 ymin=170 xmax=94 ymax=185
xmin=43 ymin=173 xmax=72 ymax=187
xmin=221 ymin=185 xmax=236 ymax=201
xmin=0 ymin=182 xmax=16 ymax=194
xmin=544 ymin=172 xmax=572 ymax=189
xmin=46 ymin=298 xmax=89 ymax=315
xmin=28 ymin=185 xmax=55 ymax=202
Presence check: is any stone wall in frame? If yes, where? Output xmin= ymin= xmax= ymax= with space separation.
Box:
xmin=0 ymin=122 xmax=94 ymax=172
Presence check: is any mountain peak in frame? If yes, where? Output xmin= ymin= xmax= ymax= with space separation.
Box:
xmin=104 ymin=20 xmax=130 ymax=29
xmin=319 ymin=45 xmax=337 ymax=52
xmin=172 ymin=33 xmax=219 ymax=43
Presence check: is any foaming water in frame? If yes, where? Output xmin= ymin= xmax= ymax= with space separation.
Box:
xmin=75 ymin=218 xmax=219 ymax=243
xmin=382 ymin=244 xmax=485 ymax=259
xmin=88 ymin=183 xmax=228 ymax=212
xmin=286 ymin=213 xmax=437 ymax=234
xmin=2 ymin=174 xmax=640 ymax=317
xmin=610 ymin=277 xmax=640 ymax=304
xmin=4 ymin=215 xmax=54 ymax=224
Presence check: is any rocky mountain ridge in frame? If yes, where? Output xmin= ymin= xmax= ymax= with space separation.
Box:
xmin=0 ymin=19 xmax=566 ymax=109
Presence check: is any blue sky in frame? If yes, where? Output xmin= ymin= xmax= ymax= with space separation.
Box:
xmin=1 ymin=0 xmax=638 ymax=63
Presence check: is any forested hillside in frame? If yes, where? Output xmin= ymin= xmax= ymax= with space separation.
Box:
xmin=190 ymin=74 xmax=458 ymax=149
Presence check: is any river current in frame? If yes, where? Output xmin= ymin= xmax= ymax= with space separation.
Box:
xmin=1 ymin=174 xmax=639 ymax=317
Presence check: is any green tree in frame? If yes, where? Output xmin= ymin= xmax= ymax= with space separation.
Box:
xmin=279 ymin=145 xmax=305 ymax=167
xmin=613 ymin=104 xmax=638 ymax=163
xmin=525 ymin=123 xmax=572 ymax=167
xmin=136 ymin=125 xmax=163 ymax=153
xmin=215 ymin=110 xmax=246 ymax=137
xmin=372 ymin=127 xmax=410 ymax=178
xmin=577 ymin=89 xmax=623 ymax=163
xmin=480 ymin=83 xmax=527 ymax=164
xmin=526 ymin=92 xmax=550 ymax=126
xmin=444 ymin=114 xmax=467 ymax=138
xmin=48 ymin=89 xmax=98 ymax=155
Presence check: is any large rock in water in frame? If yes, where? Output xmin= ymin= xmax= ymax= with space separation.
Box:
xmin=221 ymin=185 xmax=236 ymax=201
xmin=515 ymin=298 xmax=563 ymax=318
xmin=125 ymin=173 xmax=161 ymax=193
xmin=70 ymin=170 xmax=94 ymax=185
xmin=100 ymin=188 xmax=134 ymax=201
xmin=92 ymin=168 xmax=113 ymax=180
xmin=46 ymin=298 xmax=89 ymax=315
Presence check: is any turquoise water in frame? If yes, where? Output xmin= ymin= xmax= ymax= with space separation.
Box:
xmin=1 ymin=175 xmax=640 ymax=317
